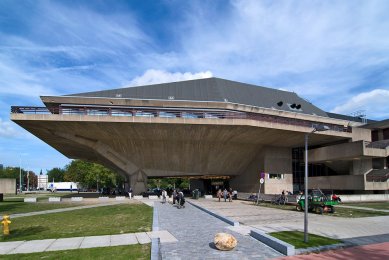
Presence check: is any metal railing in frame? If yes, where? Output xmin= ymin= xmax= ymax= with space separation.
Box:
xmin=11 ymin=105 xmax=352 ymax=133
xmin=365 ymin=140 xmax=389 ymax=149
xmin=366 ymin=169 xmax=389 ymax=182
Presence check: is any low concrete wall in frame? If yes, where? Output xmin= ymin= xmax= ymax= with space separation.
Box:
xmin=133 ymin=195 xmax=143 ymax=199
xmin=71 ymin=197 xmax=83 ymax=202
xmin=341 ymin=194 xmax=389 ymax=202
xmin=250 ymin=229 xmax=295 ymax=256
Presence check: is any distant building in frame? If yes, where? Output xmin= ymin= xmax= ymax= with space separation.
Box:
xmin=37 ymin=175 xmax=48 ymax=190
xmin=11 ymin=78 xmax=389 ymax=194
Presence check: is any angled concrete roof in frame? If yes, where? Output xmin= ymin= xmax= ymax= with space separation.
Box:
xmin=66 ymin=77 xmax=329 ymax=117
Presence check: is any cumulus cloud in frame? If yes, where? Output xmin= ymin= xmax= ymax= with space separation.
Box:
xmin=126 ymin=69 xmax=213 ymax=87
xmin=0 ymin=118 xmax=18 ymax=137
xmin=331 ymin=89 xmax=389 ymax=119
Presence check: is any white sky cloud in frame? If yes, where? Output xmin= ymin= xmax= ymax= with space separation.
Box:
xmin=331 ymin=89 xmax=389 ymax=119
xmin=0 ymin=118 xmax=18 ymax=137
xmin=126 ymin=69 xmax=213 ymax=87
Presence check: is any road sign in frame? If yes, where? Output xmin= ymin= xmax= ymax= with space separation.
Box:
xmin=260 ymin=178 xmax=264 ymax=184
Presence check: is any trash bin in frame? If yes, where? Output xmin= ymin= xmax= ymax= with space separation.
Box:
xmin=192 ymin=189 xmax=199 ymax=199
xmin=0 ymin=193 xmax=3 ymax=202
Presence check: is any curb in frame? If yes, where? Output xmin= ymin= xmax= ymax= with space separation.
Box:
xmin=150 ymin=238 xmax=161 ymax=260
xmin=151 ymin=202 xmax=161 ymax=260
xmin=296 ymin=242 xmax=349 ymax=255
xmin=187 ymin=200 xmax=239 ymax=226
xmin=250 ymin=229 xmax=295 ymax=256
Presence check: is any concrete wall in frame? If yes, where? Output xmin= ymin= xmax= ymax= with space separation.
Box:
xmin=365 ymin=181 xmax=389 ymax=191
xmin=340 ymin=194 xmax=389 ymax=202
xmin=0 ymin=178 xmax=16 ymax=194
xmin=351 ymin=159 xmax=372 ymax=175
xmin=309 ymin=175 xmax=365 ymax=190
xmin=352 ymin=127 xmax=371 ymax=142
xmin=230 ymin=146 xmax=293 ymax=194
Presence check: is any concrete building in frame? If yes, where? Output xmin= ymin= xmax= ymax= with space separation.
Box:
xmin=10 ymin=78 xmax=389 ymax=195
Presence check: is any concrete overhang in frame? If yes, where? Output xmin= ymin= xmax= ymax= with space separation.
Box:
xmin=308 ymin=140 xmax=389 ymax=162
xmin=11 ymin=113 xmax=352 ymax=177
xmin=40 ymin=95 xmax=360 ymax=128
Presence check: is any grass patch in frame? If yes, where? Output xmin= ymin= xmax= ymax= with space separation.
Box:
xmin=0 ymin=201 xmax=91 ymax=215
xmin=344 ymin=202 xmax=389 ymax=210
xmin=269 ymin=231 xmax=341 ymax=249
xmin=331 ymin=207 xmax=389 ymax=218
xmin=0 ymin=244 xmax=150 ymax=260
xmin=1 ymin=204 xmax=152 ymax=241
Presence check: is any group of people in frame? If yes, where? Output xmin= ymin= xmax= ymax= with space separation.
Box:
xmin=163 ymin=189 xmax=185 ymax=208
xmin=217 ymin=188 xmax=235 ymax=202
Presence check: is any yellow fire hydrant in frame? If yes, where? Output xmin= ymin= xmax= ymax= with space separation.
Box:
xmin=1 ymin=215 xmax=11 ymax=236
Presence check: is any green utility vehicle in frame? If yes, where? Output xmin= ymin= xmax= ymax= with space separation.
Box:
xmin=296 ymin=189 xmax=338 ymax=214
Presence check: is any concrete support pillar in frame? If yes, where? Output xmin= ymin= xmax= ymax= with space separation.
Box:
xmin=129 ymin=170 xmax=148 ymax=195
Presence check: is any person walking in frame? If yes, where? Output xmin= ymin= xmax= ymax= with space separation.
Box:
xmin=162 ymin=189 xmax=167 ymax=203
xmin=228 ymin=188 xmax=233 ymax=202
xmin=217 ymin=189 xmax=222 ymax=202
xmin=128 ymin=187 xmax=133 ymax=199
xmin=223 ymin=188 xmax=228 ymax=202
xmin=172 ymin=189 xmax=177 ymax=205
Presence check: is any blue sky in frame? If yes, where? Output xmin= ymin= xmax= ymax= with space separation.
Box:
xmin=1 ymin=0 xmax=389 ymax=174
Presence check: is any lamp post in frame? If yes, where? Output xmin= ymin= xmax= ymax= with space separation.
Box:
xmin=19 ymin=156 xmax=22 ymax=193
xmin=304 ymin=124 xmax=330 ymax=243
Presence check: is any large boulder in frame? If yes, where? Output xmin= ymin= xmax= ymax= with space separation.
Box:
xmin=214 ymin=233 xmax=237 ymax=251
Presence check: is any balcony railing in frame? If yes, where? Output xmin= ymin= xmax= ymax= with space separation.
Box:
xmin=11 ymin=105 xmax=352 ymax=133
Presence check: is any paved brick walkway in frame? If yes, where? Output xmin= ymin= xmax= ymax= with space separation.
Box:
xmin=155 ymin=201 xmax=282 ymax=260
xmin=276 ymin=242 xmax=389 ymax=259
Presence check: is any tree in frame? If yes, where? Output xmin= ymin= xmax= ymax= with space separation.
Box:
xmin=47 ymin=167 xmax=65 ymax=182
xmin=64 ymin=160 xmax=124 ymax=190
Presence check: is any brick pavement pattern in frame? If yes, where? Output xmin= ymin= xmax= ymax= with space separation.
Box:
xmin=276 ymin=242 xmax=389 ymax=259
xmin=155 ymin=201 xmax=282 ymax=260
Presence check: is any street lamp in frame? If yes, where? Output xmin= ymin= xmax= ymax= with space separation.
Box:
xmin=304 ymin=124 xmax=330 ymax=243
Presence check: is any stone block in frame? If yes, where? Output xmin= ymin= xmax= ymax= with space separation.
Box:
xmin=48 ymin=197 xmax=61 ymax=202
xmin=115 ymin=196 xmax=126 ymax=200
xmin=205 ymin=195 xmax=213 ymax=199
xmin=148 ymin=195 xmax=159 ymax=199
xmin=24 ymin=197 xmax=37 ymax=203
xmin=71 ymin=197 xmax=83 ymax=202
xmin=134 ymin=195 xmax=143 ymax=199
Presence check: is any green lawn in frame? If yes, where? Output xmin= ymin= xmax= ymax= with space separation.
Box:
xmin=255 ymin=202 xmax=389 ymax=218
xmin=345 ymin=202 xmax=389 ymax=210
xmin=0 ymin=244 xmax=150 ymax=260
xmin=1 ymin=204 xmax=152 ymax=241
xmin=0 ymin=201 xmax=91 ymax=215
xmin=269 ymin=231 xmax=341 ymax=249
